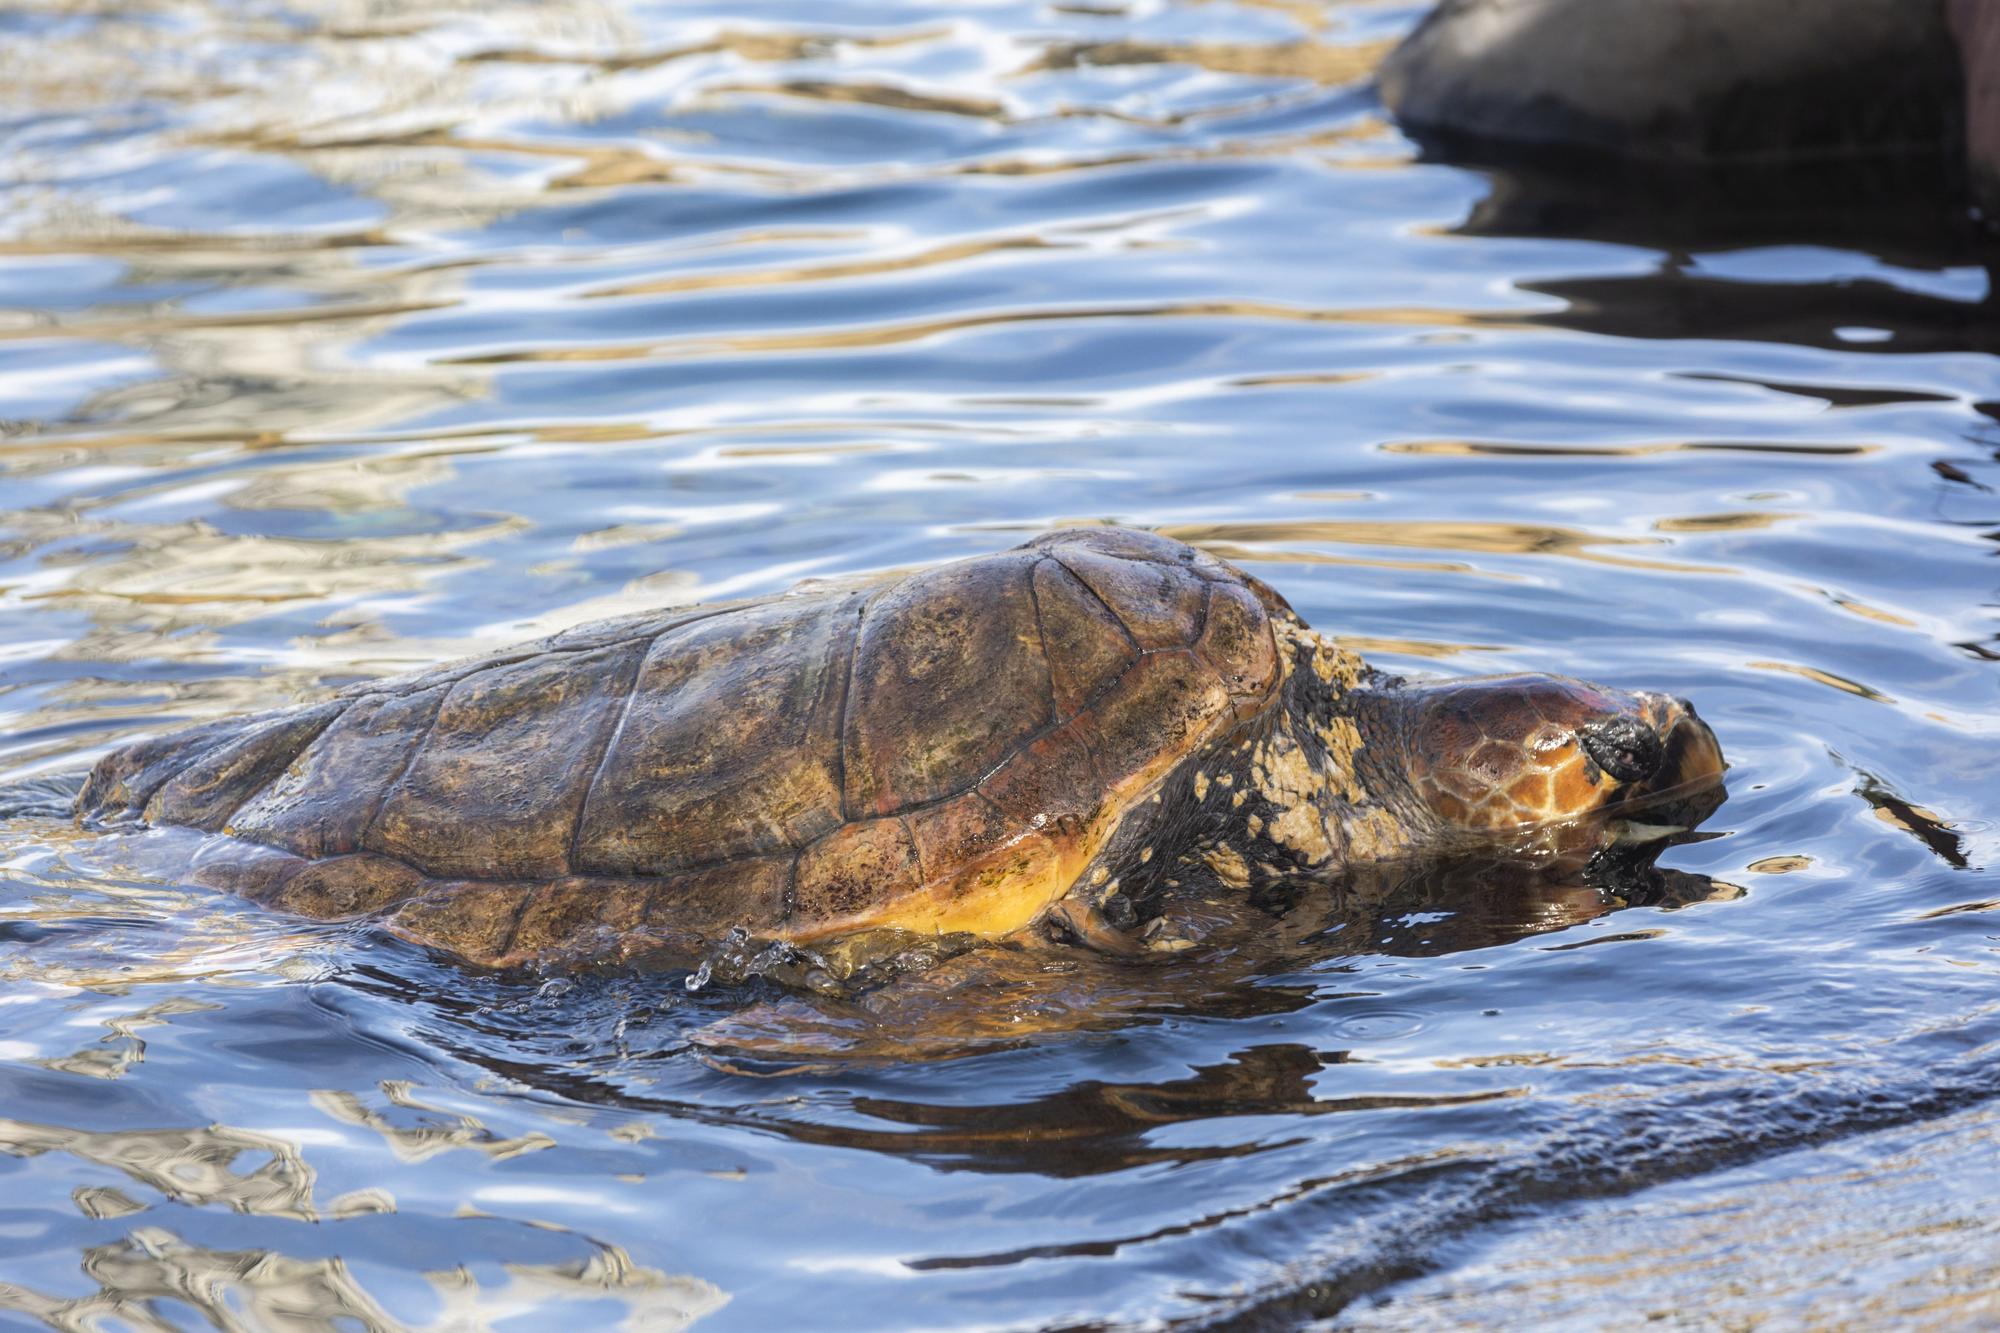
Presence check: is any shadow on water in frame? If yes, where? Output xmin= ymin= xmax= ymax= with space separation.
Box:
xmin=310 ymin=850 xmax=1735 ymax=1126
xmin=260 ymin=840 xmax=2000 ymax=1326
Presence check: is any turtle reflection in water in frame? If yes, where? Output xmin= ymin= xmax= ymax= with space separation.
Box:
xmin=72 ymin=529 xmax=1727 ymax=991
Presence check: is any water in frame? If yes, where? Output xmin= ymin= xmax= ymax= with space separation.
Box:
xmin=1 ymin=0 xmax=1997 ymax=1326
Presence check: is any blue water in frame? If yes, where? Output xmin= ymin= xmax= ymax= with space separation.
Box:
xmin=1 ymin=0 xmax=1997 ymax=1326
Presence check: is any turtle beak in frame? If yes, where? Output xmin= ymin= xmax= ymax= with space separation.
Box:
xmin=1618 ymin=693 xmax=1727 ymax=823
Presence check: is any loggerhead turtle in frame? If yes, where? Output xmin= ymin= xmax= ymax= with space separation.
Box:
xmin=71 ymin=528 xmax=1725 ymax=969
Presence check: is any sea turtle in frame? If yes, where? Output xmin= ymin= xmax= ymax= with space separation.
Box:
xmin=71 ymin=528 xmax=1725 ymax=970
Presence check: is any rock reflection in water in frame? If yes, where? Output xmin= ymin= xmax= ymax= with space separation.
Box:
xmin=0 ymin=1118 xmax=318 ymax=1219
xmin=0 ymin=1228 xmax=403 ymax=1333
xmin=1450 ymin=153 xmax=1999 ymax=356
xmin=0 ymin=1227 xmax=726 ymax=1333
xmin=311 ymin=1081 xmax=557 ymax=1164
xmin=0 ymin=1086 xmax=726 ymax=1327
xmin=36 ymin=996 xmax=222 ymax=1081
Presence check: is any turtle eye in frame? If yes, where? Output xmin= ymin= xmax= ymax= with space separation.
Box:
xmin=1577 ymin=715 xmax=1663 ymax=784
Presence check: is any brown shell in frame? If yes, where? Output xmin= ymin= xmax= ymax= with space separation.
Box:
xmin=76 ymin=529 xmax=1283 ymax=966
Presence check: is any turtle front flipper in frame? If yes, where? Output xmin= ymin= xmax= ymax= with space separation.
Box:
xmin=1036 ymin=897 xmax=1147 ymax=957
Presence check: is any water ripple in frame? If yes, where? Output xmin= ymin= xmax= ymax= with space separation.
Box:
xmin=1 ymin=0 xmax=1997 ymax=1326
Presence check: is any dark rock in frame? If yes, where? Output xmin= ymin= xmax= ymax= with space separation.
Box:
xmin=1953 ymin=0 xmax=2000 ymax=217
xmin=1380 ymin=0 xmax=1959 ymax=163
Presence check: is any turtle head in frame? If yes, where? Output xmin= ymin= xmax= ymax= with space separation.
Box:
xmin=1394 ymin=674 xmax=1725 ymax=847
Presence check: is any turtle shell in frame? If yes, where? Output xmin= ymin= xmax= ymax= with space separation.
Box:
xmin=75 ymin=529 xmax=1285 ymax=966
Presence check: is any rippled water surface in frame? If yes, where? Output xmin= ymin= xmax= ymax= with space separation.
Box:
xmin=3 ymin=0 xmax=1999 ymax=1327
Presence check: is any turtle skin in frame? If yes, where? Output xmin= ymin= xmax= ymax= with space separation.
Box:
xmin=74 ymin=529 xmax=1291 ymax=967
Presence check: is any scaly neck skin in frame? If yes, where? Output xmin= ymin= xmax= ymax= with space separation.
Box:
xmin=1281 ymin=637 xmax=1444 ymax=868
xmin=1176 ymin=624 xmax=1442 ymax=887
xmin=1317 ymin=679 xmax=1441 ymax=860
xmin=1070 ymin=624 xmax=1450 ymax=926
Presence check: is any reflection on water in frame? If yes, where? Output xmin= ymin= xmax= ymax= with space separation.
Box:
xmin=0 ymin=1116 xmax=316 ymax=1219
xmin=1342 ymin=1101 xmax=2000 ymax=1327
xmin=2 ymin=0 xmax=1999 ymax=1325
xmin=312 ymin=1082 xmax=557 ymax=1163
xmin=0 ymin=1227 xmax=725 ymax=1332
